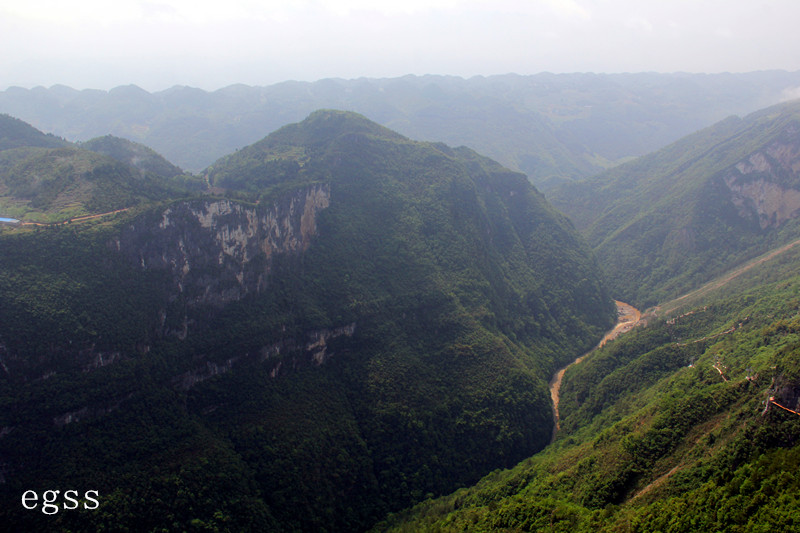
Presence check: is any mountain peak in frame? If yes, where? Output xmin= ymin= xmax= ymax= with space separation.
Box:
xmin=81 ymin=134 xmax=184 ymax=179
xmin=206 ymin=110 xmax=409 ymax=193
xmin=272 ymin=109 xmax=406 ymax=146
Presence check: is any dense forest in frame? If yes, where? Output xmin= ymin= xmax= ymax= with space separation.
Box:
xmin=381 ymin=236 xmax=800 ymax=532
xmin=0 ymin=111 xmax=613 ymax=531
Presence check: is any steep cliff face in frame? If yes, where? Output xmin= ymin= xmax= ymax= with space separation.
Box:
xmin=722 ymin=135 xmax=800 ymax=229
xmin=0 ymin=184 xmax=332 ymax=379
xmin=172 ymin=321 xmax=356 ymax=390
xmin=115 ymin=183 xmax=330 ymax=309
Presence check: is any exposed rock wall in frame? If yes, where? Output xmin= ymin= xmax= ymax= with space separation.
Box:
xmin=115 ymin=183 xmax=330 ymax=306
xmin=725 ymin=176 xmax=800 ymax=229
xmin=722 ymin=138 xmax=800 ymax=229
xmin=0 ymin=185 xmax=332 ymax=380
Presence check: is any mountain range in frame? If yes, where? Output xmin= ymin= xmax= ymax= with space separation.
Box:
xmin=2 ymin=72 xmax=800 ymax=531
xmin=3 ymin=71 xmax=800 ymax=189
xmin=383 ymin=97 xmax=800 ymax=532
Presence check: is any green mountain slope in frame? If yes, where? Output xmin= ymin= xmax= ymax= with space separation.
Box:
xmin=550 ymin=99 xmax=800 ymax=308
xmin=0 ymin=116 xmax=189 ymax=223
xmin=381 ymin=241 xmax=800 ymax=532
xmin=81 ymin=134 xmax=184 ymax=179
xmin=0 ymin=113 xmax=69 ymax=150
xmin=0 ymin=110 xmax=614 ymax=531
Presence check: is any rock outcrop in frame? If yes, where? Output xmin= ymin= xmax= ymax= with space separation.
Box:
xmin=723 ymin=138 xmax=800 ymax=229
xmin=115 ymin=183 xmax=330 ymax=307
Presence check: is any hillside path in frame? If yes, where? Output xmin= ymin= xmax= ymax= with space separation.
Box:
xmin=652 ymin=236 xmax=800 ymax=317
xmin=549 ymin=301 xmax=641 ymax=443
xmin=19 ymin=208 xmax=130 ymax=227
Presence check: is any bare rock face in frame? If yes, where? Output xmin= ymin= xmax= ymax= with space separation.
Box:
xmin=725 ymin=176 xmax=800 ymax=229
xmin=115 ymin=183 xmax=330 ymax=306
xmin=723 ymin=135 xmax=800 ymax=229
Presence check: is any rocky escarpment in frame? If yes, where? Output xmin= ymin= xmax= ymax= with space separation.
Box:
xmin=114 ymin=183 xmax=330 ymax=309
xmin=722 ymin=131 xmax=800 ymax=229
xmin=0 ymin=184 xmax=331 ymax=381
xmin=725 ymin=176 xmax=800 ymax=229
xmin=0 ymin=184 xmax=340 ymax=433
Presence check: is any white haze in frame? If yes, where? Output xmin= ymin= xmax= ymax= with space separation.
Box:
xmin=1 ymin=0 xmax=799 ymax=91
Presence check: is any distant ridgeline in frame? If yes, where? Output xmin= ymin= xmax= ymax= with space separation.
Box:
xmin=3 ymin=71 xmax=800 ymax=189
xmin=0 ymin=110 xmax=614 ymax=531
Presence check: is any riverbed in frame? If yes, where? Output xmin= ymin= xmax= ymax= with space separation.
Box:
xmin=548 ymin=301 xmax=641 ymax=442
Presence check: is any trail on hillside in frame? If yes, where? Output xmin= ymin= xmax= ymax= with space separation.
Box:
xmin=549 ymin=301 xmax=641 ymax=442
xmin=653 ymin=236 xmax=800 ymax=317
xmin=547 ymin=237 xmax=800 ymax=444
xmin=20 ymin=208 xmax=130 ymax=227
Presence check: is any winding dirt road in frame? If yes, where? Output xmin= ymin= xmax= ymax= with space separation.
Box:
xmin=549 ymin=301 xmax=641 ymax=442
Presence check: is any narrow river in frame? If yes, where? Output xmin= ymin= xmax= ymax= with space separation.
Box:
xmin=549 ymin=301 xmax=641 ymax=442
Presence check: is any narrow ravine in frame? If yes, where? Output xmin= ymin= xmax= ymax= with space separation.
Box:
xmin=549 ymin=300 xmax=641 ymax=442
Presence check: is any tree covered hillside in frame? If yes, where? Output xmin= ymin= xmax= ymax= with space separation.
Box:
xmin=81 ymin=134 xmax=185 ymax=180
xmin=381 ymin=232 xmax=800 ymax=533
xmin=0 ymin=113 xmax=69 ymax=151
xmin=0 ymin=115 xmax=192 ymax=223
xmin=550 ymin=99 xmax=800 ymax=308
xmin=0 ymin=111 xmax=614 ymax=531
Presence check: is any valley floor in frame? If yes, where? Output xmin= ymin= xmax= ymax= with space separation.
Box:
xmin=549 ymin=300 xmax=642 ymax=440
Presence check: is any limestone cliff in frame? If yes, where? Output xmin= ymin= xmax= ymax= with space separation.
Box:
xmin=0 ymin=183 xmax=332 ymax=378
xmin=114 ymin=183 xmax=330 ymax=308
xmin=722 ymin=135 xmax=800 ymax=229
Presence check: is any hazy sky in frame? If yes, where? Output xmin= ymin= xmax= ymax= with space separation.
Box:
xmin=2 ymin=0 xmax=799 ymax=92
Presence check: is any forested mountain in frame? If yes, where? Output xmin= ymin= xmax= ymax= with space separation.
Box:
xmin=0 ymin=116 xmax=188 ymax=223
xmin=0 ymin=111 xmax=614 ymax=531
xmin=0 ymin=113 xmax=69 ymax=151
xmin=377 ymin=97 xmax=800 ymax=533
xmin=380 ymin=237 xmax=800 ymax=532
xmin=549 ymin=99 xmax=800 ymax=308
xmin=81 ymin=135 xmax=185 ymax=180
xmin=5 ymin=88 xmax=800 ymax=532
xmin=3 ymin=71 xmax=800 ymax=188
